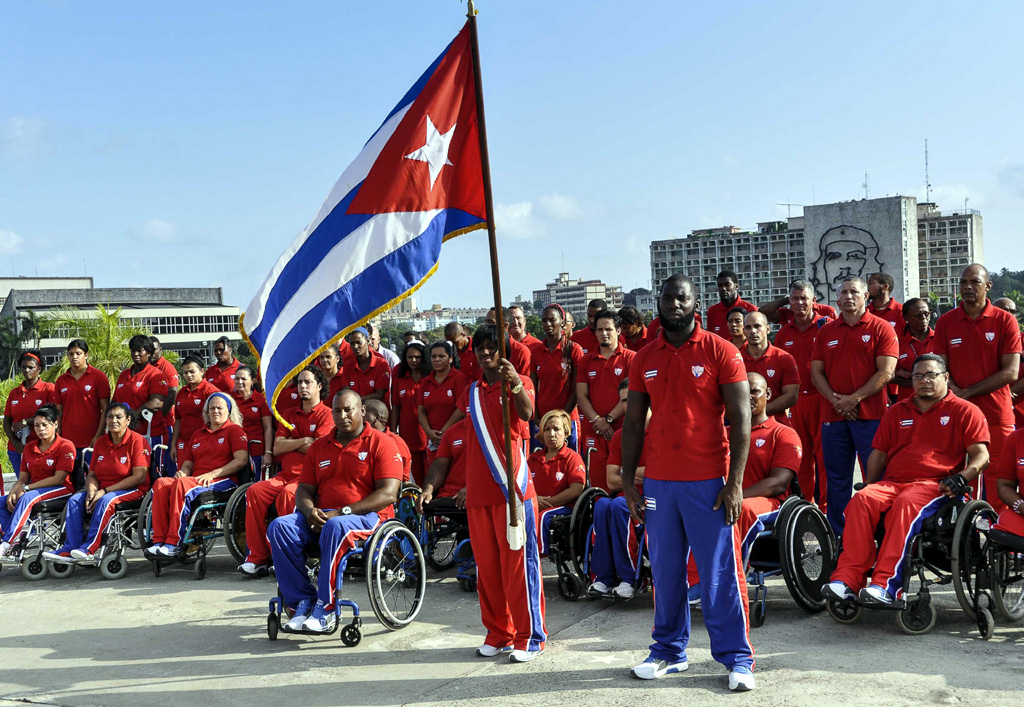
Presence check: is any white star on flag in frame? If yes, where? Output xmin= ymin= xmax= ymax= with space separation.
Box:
xmin=405 ymin=115 xmax=456 ymax=189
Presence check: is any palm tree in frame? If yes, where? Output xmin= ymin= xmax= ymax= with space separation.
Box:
xmin=0 ymin=316 xmax=32 ymax=378
xmin=37 ymin=304 xmax=153 ymax=383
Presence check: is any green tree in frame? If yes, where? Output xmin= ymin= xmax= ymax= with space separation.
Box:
xmin=0 ymin=316 xmax=33 ymax=378
xmin=37 ymin=304 xmax=154 ymax=383
xmin=525 ymin=314 xmax=543 ymax=338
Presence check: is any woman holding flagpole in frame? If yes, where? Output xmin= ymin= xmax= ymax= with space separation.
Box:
xmin=457 ymin=324 xmax=546 ymax=663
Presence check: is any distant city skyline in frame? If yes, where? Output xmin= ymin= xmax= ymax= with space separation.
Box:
xmin=2 ymin=2 xmax=1022 ymax=311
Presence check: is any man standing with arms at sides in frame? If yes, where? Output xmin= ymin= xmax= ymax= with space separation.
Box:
xmin=571 ymin=299 xmax=608 ymax=356
xmin=740 ymin=311 xmax=799 ymax=424
xmin=367 ymin=323 xmax=400 ymax=370
xmin=992 ymin=297 xmax=1024 ymax=429
xmin=576 ymin=310 xmax=635 ymax=492
xmin=508 ymin=305 xmax=542 ymax=350
xmin=705 ymin=270 xmax=757 ymax=341
xmin=810 ymin=276 xmax=898 ymax=536
xmin=621 ymin=274 xmax=755 ymax=692
xmin=934 ymin=264 xmax=1021 ymax=511
xmin=866 ymin=272 xmax=903 ymax=330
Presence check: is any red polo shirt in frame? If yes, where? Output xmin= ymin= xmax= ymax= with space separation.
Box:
xmin=455 ymin=342 xmax=478 ymax=382
xmin=21 ymin=436 xmax=76 ymax=490
xmin=995 ymin=427 xmax=1024 ymax=484
xmin=745 ymin=418 xmax=802 ymax=501
xmin=231 ymin=391 xmax=272 ymax=456
xmin=777 ymin=303 xmax=837 ymax=326
xmin=153 ymin=357 xmax=179 ymax=438
xmin=706 ymin=297 xmax=758 ymax=340
xmin=385 ymin=429 xmax=412 ymax=481
xmin=391 ymin=372 xmax=427 ymax=452
xmin=571 ymin=327 xmax=600 ymax=356
xmin=180 ymin=422 xmax=247 ymax=481
xmin=644 ymin=318 xmax=662 ymax=347
xmin=741 ymin=344 xmax=800 ymax=423
xmin=872 ymin=393 xmax=989 ymax=484
xmin=868 ymin=299 xmax=904 ymax=331
xmin=934 ymin=300 xmax=1022 ymax=428
xmin=5 ymin=379 xmax=56 ymax=451
xmin=895 ymin=330 xmax=936 ymax=401
xmin=607 ymin=428 xmax=648 ymax=468
xmin=325 ymin=374 xmax=347 ymax=408
xmin=276 ymin=402 xmax=334 ymax=481
xmin=529 ymin=337 xmax=584 ymax=418
xmin=507 ymin=337 xmax=532 ymax=377
xmin=418 ymin=368 xmax=469 ymax=431
xmin=173 ymin=381 xmax=221 ymax=453
xmin=91 ymin=429 xmax=151 ymax=492
xmin=774 ymin=316 xmax=832 ymax=395
xmin=205 ymin=358 xmax=241 ymax=393
xmin=577 ymin=343 xmax=636 ymax=420
xmin=460 ymin=377 xmax=536 ymax=507
xmin=275 ymin=385 xmax=301 ymax=416
xmin=528 ymin=446 xmax=586 ymax=498
xmin=622 ymin=326 xmax=649 ymax=352
xmin=55 ymin=366 xmax=111 ymax=448
xmin=347 ymin=351 xmax=392 ymax=411
xmin=113 ymin=365 xmax=169 ymax=437
xmin=628 ymin=324 xmax=747 ymax=481
xmin=299 ymin=423 xmax=403 ymax=518
xmin=516 ymin=333 xmax=542 ymax=350
xmin=811 ymin=312 xmax=899 ymax=423
xmin=435 ymin=418 xmax=470 ymax=498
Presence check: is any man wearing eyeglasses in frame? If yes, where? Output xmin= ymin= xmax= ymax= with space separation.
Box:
xmin=205 ymin=336 xmax=242 ymax=393
xmin=822 ymin=353 xmax=989 ymax=606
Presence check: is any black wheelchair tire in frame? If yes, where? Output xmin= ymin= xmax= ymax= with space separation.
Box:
xmin=780 ymin=503 xmax=836 ymax=613
xmin=224 ymin=482 xmax=252 ymax=565
xmin=951 ymin=500 xmax=996 ymax=621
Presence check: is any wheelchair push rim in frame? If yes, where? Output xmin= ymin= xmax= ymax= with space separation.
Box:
xmin=951 ymin=500 xmax=996 ymax=621
xmin=780 ymin=503 xmax=837 ymax=613
xmin=991 ymin=544 xmax=1024 ymax=622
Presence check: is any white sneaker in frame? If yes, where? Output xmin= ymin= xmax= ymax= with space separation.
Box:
xmin=588 ymin=581 xmax=611 ymax=596
xmin=859 ymin=585 xmax=894 ymax=605
xmin=613 ymin=581 xmax=635 ymax=599
xmin=159 ymin=544 xmax=182 ymax=557
xmin=822 ymin=581 xmax=856 ymax=602
xmin=301 ymin=600 xmax=338 ymax=633
xmin=144 ymin=544 xmax=162 ymax=557
xmin=43 ymin=550 xmax=73 ymax=563
xmin=509 ymin=648 xmax=543 ymax=663
xmin=729 ymin=666 xmax=755 ymax=691
xmin=69 ymin=549 xmax=93 ymax=561
xmin=630 ymin=656 xmax=689 ymax=680
xmin=475 ymin=644 xmax=513 ymax=657
xmin=285 ymin=599 xmax=314 ymax=631
xmin=0 ymin=541 xmax=11 ymax=557
xmin=238 ymin=561 xmax=268 ymax=576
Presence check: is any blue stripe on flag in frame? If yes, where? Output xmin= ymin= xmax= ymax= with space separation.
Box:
xmin=263 ymin=207 xmax=482 ymax=388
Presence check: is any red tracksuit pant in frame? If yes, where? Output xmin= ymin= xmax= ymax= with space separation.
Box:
xmin=467 ymin=500 xmax=547 ymax=652
xmin=831 ymin=480 xmax=947 ymax=599
xmin=245 ymin=476 xmax=299 ymax=565
xmin=982 ymin=422 xmax=1012 ymax=513
xmin=789 ymin=393 xmax=827 ymax=509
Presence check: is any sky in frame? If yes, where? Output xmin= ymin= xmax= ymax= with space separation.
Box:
xmin=2 ymin=1 xmax=1023 ymax=312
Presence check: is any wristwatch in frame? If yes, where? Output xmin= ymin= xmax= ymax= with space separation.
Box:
xmin=604 ymin=414 xmax=615 ymax=424
xmin=341 ymin=506 xmax=353 ymax=515
xmin=510 ymin=381 xmax=524 ymax=395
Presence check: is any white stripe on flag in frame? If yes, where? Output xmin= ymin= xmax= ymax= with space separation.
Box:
xmin=260 ymin=209 xmax=442 ymax=362
xmin=244 ymin=104 xmax=412 ymax=332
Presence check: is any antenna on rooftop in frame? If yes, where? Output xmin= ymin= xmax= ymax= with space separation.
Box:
xmin=862 ymin=173 xmax=870 ymax=199
xmin=925 ymin=139 xmax=932 ymax=203
xmin=776 ymin=202 xmax=804 ymax=218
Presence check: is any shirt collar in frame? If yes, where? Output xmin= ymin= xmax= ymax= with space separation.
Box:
xmin=655 ymin=319 xmax=707 ymax=348
xmin=330 ymin=421 xmax=372 ymax=447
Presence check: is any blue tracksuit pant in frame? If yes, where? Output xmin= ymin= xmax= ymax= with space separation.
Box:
xmin=644 ymin=477 xmax=753 ymax=670
xmin=591 ymin=495 xmax=643 ymax=585
xmin=820 ymin=419 xmax=880 ymax=537
xmin=268 ymin=511 xmax=381 ymax=610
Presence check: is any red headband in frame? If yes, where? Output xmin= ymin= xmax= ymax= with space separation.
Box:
xmin=546 ymin=303 xmax=567 ymax=319
xmin=22 ymin=352 xmax=40 ymax=364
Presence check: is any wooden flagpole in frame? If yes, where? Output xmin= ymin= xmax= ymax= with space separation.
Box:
xmin=466 ymin=0 xmax=522 ymax=546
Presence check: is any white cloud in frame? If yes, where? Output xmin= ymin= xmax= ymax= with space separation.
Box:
xmin=132 ymin=219 xmax=179 ymax=243
xmin=998 ymin=165 xmax=1024 ymax=199
xmin=0 ymin=229 xmax=25 ymax=255
xmin=538 ymin=193 xmax=582 ymax=220
xmin=39 ymin=252 xmax=69 ymax=272
xmin=624 ymin=234 xmax=642 ymax=253
xmin=494 ymin=201 xmax=542 ymax=240
xmin=910 ymin=184 xmax=984 ymax=210
xmin=1 ymin=116 xmax=50 ymax=164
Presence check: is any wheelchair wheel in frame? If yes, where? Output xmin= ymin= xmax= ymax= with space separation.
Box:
xmin=570 ymin=487 xmax=607 ymax=581
xmin=100 ymin=552 xmax=129 ymax=580
xmin=951 ymin=500 xmax=996 ymax=620
xmin=194 ymin=557 xmax=207 ymax=580
xmin=896 ymin=596 xmax=938 ymax=635
xmin=365 ymin=521 xmax=426 ymax=630
xmin=557 ymin=571 xmax=583 ymax=602
xmin=136 ymin=490 xmax=155 ymax=551
xmin=223 ymin=482 xmax=252 ymax=564
xmin=826 ymin=599 xmax=862 ymax=624
xmin=751 ymin=601 xmax=766 ymax=628
xmin=48 ymin=559 xmax=76 ymax=579
xmin=458 ymin=576 xmax=477 ymax=592
xmin=267 ymin=612 xmax=280 ymax=641
xmin=991 ymin=548 xmax=1024 ymax=622
xmin=21 ymin=554 xmax=49 ymax=581
xmin=424 ymin=514 xmax=458 ymax=572
xmin=780 ymin=503 xmax=837 ymax=613
xmin=341 ymin=623 xmax=362 ymax=647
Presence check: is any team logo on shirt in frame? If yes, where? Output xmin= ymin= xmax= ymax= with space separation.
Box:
xmin=251 ymin=406 xmax=259 ymax=413
xmin=644 ymin=370 xmax=658 ymax=380
xmin=192 ymin=442 xmax=201 ymax=449
xmin=97 ymin=455 xmax=105 ymax=462
xmin=940 ymin=416 xmax=950 ymax=426
xmin=135 ymin=381 xmax=143 ymax=388
xmin=614 ymin=367 xmax=623 ymax=376
xmin=767 ymin=368 xmax=776 ymax=378
xmin=453 ymin=440 xmax=463 ymax=447
xmin=291 ymin=393 xmax=298 ymax=400
xmin=899 ymin=353 xmax=908 ymax=360
xmin=555 ymin=471 xmax=564 ymax=481
xmin=35 ymin=399 xmax=42 ymax=405
xmin=120 ymin=456 xmax=128 ymax=464
xmin=358 ymin=452 xmax=368 ymax=460
xmin=218 ymin=437 xmax=225 ymax=444
xmin=588 ymin=371 xmax=597 ymax=378
xmin=783 ymin=340 xmax=794 ymax=347
xmin=691 ymin=365 xmax=705 ymax=378
xmin=46 ymin=459 xmax=54 ymax=466
xmin=310 ymin=424 xmax=316 ymax=431
xmin=447 ymin=389 xmax=453 ymax=397
xmin=194 ymin=399 xmax=201 ymax=405
xmin=117 ymin=383 xmax=124 ymax=389
xmin=827 ymin=339 xmax=839 ymax=348
xmin=85 ymin=385 xmax=92 ymax=391
xmin=755 ymin=439 xmax=766 ymax=448
xmin=423 ymin=391 xmax=431 ymax=397
xmin=319 ymin=459 xmax=331 ymax=468
xmin=986 ymin=332 xmax=995 ymax=341
xmin=950 ymin=337 xmax=962 ymax=347
xmin=888 ymin=321 xmax=896 ymax=327
xmin=900 ymin=419 xmax=914 ymax=427
xmin=369 ymin=381 xmax=376 ymax=388
xmin=861 ymin=335 xmax=871 ymax=343
xmin=60 ymin=387 xmax=68 ymax=393
xmin=10 ymin=400 xmax=17 ymax=405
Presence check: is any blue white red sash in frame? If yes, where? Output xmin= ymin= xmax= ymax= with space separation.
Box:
xmin=468 ymin=382 xmax=527 ymax=502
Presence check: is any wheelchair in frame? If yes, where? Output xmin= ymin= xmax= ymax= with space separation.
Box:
xmin=825 ymin=492 xmax=985 ymax=635
xmin=408 ymin=485 xmax=476 ymax=592
xmin=222 ymin=442 xmax=276 ymax=565
xmin=949 ymin=501 xmax=1024 ymax=639
xmin=745 ymin=494 xmax=838 ymax=627
xmin=266 ymin=518 xmax=427 ymax=646
xmin=138 ymin=452 xmax=257 ymax=580
xmin=48 ymin=444 xmax=168 ymax=581
xmin=0 ymin=494 xmax=69 ymax=581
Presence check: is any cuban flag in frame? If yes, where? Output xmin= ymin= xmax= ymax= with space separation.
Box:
xmin=241 ymin=24 xmax=485 ymax=420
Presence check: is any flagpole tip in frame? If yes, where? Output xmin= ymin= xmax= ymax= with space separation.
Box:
xmin=466 ymin=0 xmax=477 ymax=18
